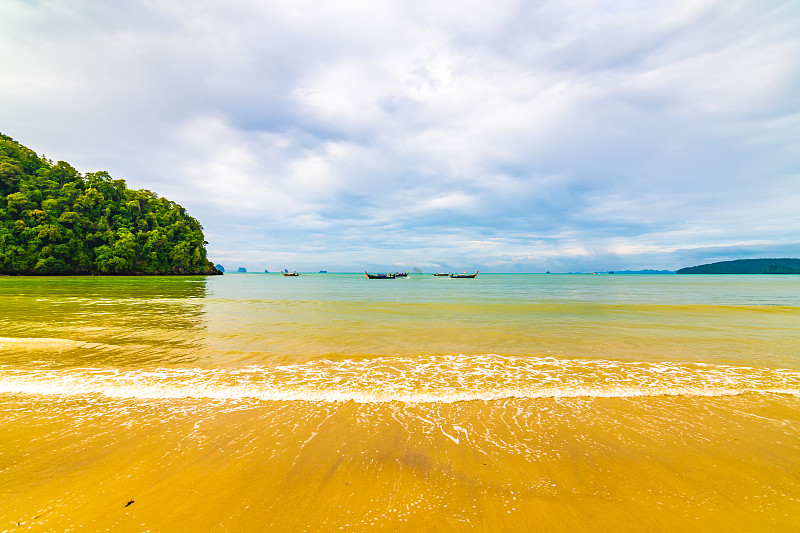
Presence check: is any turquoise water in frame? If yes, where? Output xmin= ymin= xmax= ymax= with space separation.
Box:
xmin=2 ymin=273 xmax=799 ymax=398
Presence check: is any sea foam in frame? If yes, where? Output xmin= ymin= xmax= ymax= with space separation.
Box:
xmin=1 ymin=354 xmax=799 ymax=404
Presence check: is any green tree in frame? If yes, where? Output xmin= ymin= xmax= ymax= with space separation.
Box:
xmin=0 ymin=133 xmax=219 ymax=275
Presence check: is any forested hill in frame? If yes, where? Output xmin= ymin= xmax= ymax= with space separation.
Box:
xmin=0 ymin=133 xmax=220 ymax=275
xmin=677 ymin=258 xmax=800 ymax=274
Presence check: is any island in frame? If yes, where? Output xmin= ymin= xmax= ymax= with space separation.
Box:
xmin=677 ymin=258 xmax=800 ymax=274
xmin=0 ymin=133 xmax=220 ymax=275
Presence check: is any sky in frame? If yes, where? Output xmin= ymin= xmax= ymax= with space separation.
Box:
xmin=1 ymin=0 xmax=799 ymax=272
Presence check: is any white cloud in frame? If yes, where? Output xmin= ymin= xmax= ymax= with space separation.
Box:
xmin=1 ymin=0 xmax=799 ymax=270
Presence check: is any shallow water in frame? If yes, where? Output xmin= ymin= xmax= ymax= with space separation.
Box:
xmin=1 ymin=274 xmax=799 ymax=531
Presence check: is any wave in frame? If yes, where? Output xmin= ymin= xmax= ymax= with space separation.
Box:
xmin=1 ymin=355 xmax=799 ymax=403
xmin=0 ymin=336 xmax=91 ymax=350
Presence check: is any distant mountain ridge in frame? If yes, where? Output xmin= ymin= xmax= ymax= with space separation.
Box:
xmin=677 ymin=258 xmax=800 ymax=274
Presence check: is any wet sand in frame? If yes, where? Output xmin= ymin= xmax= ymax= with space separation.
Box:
xmin=3 ymin=393 xmax=799 ymax=532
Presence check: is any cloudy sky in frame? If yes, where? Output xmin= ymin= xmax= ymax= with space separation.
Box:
xmin=2 ymin=0 xmax=799 ymax=272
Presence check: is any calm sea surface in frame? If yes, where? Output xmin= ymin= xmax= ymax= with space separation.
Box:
xmin=2 ymin=274 xmax=799 ymax=531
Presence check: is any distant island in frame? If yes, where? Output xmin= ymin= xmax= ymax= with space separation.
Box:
xmin=0 ymin=133 xmax=220 ymax=275
xmin=677 ymin=258 xmax=800 ymax=274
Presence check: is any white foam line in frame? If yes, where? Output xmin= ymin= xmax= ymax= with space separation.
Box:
xmin=2 ymin=356 xmax=799 ymax=404
xmin=1 ymin=377 xmax=798 ymax=404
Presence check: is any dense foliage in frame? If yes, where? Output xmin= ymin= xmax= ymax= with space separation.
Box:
xmin=677 ymin=258 xmax=800 ymax=274
xmin=0 ymin=133 xmax=219 ymax=275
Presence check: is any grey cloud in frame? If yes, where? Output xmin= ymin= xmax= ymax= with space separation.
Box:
xmin=2 ymin=0 xmax=799 ymax=271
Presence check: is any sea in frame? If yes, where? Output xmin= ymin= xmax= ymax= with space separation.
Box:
xmin=1 ymin=273 xmax=799 ymax=531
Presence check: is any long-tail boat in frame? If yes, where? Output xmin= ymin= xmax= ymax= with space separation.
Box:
xmin=450 ymin=271 xmax=478 ymax=278
xmin=365 ymin=271 xmax=396 ymax=279
xmin=394 ymin=272 xmax=409 ymax=278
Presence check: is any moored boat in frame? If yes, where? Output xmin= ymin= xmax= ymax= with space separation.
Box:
xmin=365 ymin=271 xmax=397 ymax=279
xmin=433 ymin=273 xmax=449 ymax=277
xmin=450 ymin=271 xmax=478 ymax=278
